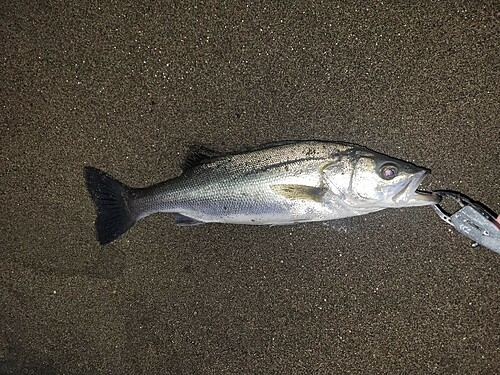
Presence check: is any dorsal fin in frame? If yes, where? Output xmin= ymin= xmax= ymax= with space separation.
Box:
xmin=182 ymin=145 xmax=222 ymax=171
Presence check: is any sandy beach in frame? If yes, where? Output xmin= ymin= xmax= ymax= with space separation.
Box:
xmin=1 ymin=1 xmax=499 ymax=373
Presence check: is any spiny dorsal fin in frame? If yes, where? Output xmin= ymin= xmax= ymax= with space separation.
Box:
xmin=270 ymin=184 xmax=327 ymax=203
xmin=182 ymin=145 xmax=222 ymax=171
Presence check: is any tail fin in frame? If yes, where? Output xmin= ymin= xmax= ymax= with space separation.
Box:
xmin=84 ymin=167 xmax=137 ymax=245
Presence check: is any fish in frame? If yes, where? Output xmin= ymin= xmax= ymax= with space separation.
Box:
xmin=84 ymin=141 xmax=440 ymax=245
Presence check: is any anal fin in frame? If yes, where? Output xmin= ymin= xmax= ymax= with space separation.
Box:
xmin=174 ymin=213 xmax=204 ymax=226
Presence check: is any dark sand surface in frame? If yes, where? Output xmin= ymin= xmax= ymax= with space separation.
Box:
xmin=2 ymin=1 xmax=499 ymax=373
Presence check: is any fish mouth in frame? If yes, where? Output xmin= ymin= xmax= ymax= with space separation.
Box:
xmin=392 ymin=170 xmax=441 ymax=206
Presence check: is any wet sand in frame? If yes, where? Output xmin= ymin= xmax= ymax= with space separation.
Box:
xmin=1 ymin=1 xmax=499 ymax=373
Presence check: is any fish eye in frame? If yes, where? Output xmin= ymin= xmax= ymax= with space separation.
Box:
xmin=380 ymin=164 xmax=398 ymax=180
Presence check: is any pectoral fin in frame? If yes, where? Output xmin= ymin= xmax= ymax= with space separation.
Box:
xmin=271 ymin=184 xmax=327 ymax=203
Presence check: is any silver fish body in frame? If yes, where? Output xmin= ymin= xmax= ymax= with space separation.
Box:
xmin=85 ymin=141 xmax=439 ymax=244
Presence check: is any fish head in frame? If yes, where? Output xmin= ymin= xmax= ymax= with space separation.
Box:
xmin=323 ymin=148 xmax=440 ymax=209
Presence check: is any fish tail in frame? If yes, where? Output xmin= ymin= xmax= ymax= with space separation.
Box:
xmin=84 ymin=167 xmax=138 ymax=245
